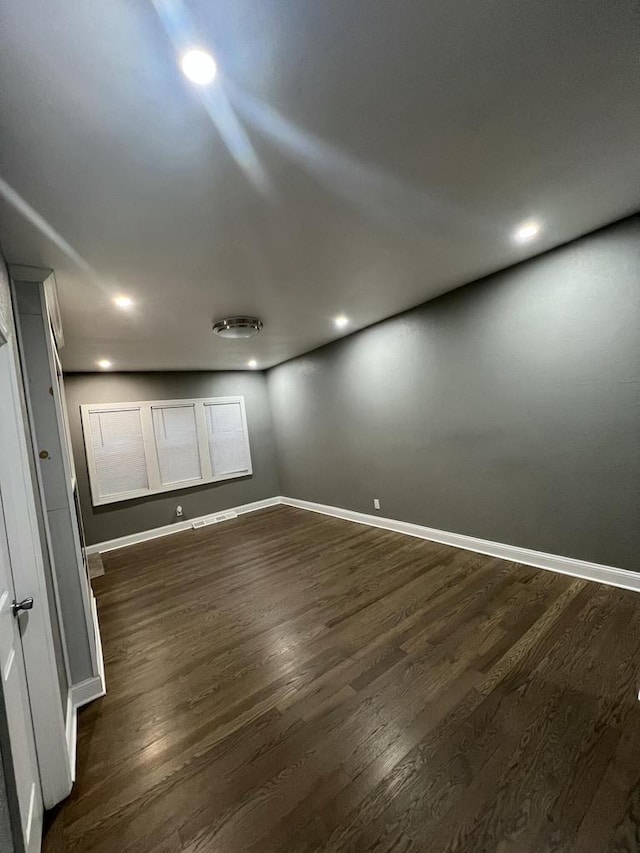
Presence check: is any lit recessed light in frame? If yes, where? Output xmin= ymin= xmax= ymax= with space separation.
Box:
xmin=97 ymin=359 xmax=112 ymax=370
xmin=248 ymin=359 xmax=257 ymax=369
xmin=334 ymin=315 xmax=349 ymax=330
xmin=113 ymin=295 xmax=133 ymax=309
xmin=181 ymin=49 xmax=217 ymax=85
xmin=513 ymin=220 xmax=541 ymax=244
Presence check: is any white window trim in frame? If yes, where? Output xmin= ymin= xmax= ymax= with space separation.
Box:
xmin=80 ymin=395 xmax=253 ymax=506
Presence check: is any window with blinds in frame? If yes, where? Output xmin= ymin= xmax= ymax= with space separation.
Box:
xmin=152 ymin=404 xmax=202 ymax=486
xmin=81 ymin=396 xmax=252 ymax=505
xmin=205 ymin=400 xmax=250 ymax=476
xmin=88 ymin=407 xmax=149 ymax=499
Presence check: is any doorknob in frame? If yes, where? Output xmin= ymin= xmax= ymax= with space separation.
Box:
xmin=12 ymin=598 xmax=34 ymax=617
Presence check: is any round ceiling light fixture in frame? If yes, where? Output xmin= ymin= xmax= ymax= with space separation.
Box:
xmin=181 ymin=49 xmax=217 ymax=85
xmin=212 ymin=316 xmax=264 ymax=340
xmin=113 ymin=295 xmax=133 ymax=309
xmin=513 ymin=219 xmax=541 ymax=244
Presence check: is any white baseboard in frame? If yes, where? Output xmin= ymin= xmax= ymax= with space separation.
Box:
xmin=279 ymin=496 xmax=640 ymax=593
xmin=84 ymin=492 xmax=638 ymax=592
xmin=85 ymin=496 xmax=282 ymax=554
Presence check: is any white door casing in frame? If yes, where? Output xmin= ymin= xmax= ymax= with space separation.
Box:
xmin=0 ymin=483 xmax=42 ymax=853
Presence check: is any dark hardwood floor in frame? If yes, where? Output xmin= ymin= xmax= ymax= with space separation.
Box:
xmin=44 ymin=505 xmax=640 ymax=852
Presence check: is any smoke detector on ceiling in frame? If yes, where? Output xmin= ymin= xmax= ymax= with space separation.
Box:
xmin=212 ymin=316 xmax=264 ymax=339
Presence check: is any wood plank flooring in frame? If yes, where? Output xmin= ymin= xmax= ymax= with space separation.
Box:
xmin=43 ymin=505 xmax=640 ymax=852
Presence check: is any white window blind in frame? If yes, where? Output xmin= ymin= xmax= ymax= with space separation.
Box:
xmin=81 ymin=396 xmax=252 ymax=506
xmin=152 ymin=404 xmax=202 ymax=486
xmin=87 ymin=407 xmax=148 ymax=499
xmin=205 ymin=401 xmax=250 ymax=476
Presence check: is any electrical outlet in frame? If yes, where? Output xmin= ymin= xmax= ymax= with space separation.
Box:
xmin=373 ymin=498 xmax=381 ymax=510
xmin=176 ymin=505 xmax=183 ymax=517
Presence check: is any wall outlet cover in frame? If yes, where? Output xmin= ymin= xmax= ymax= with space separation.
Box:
xmin=373 ymin=498 xmax=381 ymax=510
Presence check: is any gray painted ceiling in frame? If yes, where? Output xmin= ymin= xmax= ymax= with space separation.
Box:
xmin=1 ymin=0 xmax=639 ymax=371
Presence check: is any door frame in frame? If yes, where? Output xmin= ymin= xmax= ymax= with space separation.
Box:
xmin=0 ymin=313 xmax=72 ymax=809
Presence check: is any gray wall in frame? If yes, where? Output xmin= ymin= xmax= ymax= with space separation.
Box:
xmin=65 ymin=372 xmax=280 ymax=545
xmin=268 ymin=216 xmax=640 ymax=571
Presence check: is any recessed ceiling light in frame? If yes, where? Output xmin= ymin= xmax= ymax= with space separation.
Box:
xmin=513 ymin=220 xmax=541 ymax=243
xmin=97 ymin=359 xmax=112 ymax=370
xmin=334 ymin=315 xmax=349 ymax=330
xmin=248 ymin=359 xmax=258 ymax=369
xmin=181 ymin=49 xmax=217 ymax=85
xmin=113 ymin=295 xmax=133 ymax=309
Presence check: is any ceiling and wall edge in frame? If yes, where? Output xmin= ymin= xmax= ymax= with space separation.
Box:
xmin=59 ymin=211 xmax=640 ymax=375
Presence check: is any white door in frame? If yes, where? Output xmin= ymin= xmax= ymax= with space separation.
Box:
xmin=0 ymin=295 xmax=73 ymax=816
xmin=0 ymin=484 xmax=43 ymax=853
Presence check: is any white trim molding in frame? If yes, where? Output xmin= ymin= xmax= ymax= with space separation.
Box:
xmin=66 ymin=669 xmax=105 ymax=782
xmin=66 ymin=591 xmax=106 ymax=780
xmin=65 ymin=692 xmax=77 ymax=782
xmin=65 ymin=674 xmax=104 ymax=784
xmin=85 ymin=496 xmax=282 ymax=554
xmin=72 ymin=592 xmax=106 ymax=708
xmin=279 ymin=497 xmax=640 ymax=593
xmin=71 ymin=675 xmax=106 ymax=709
